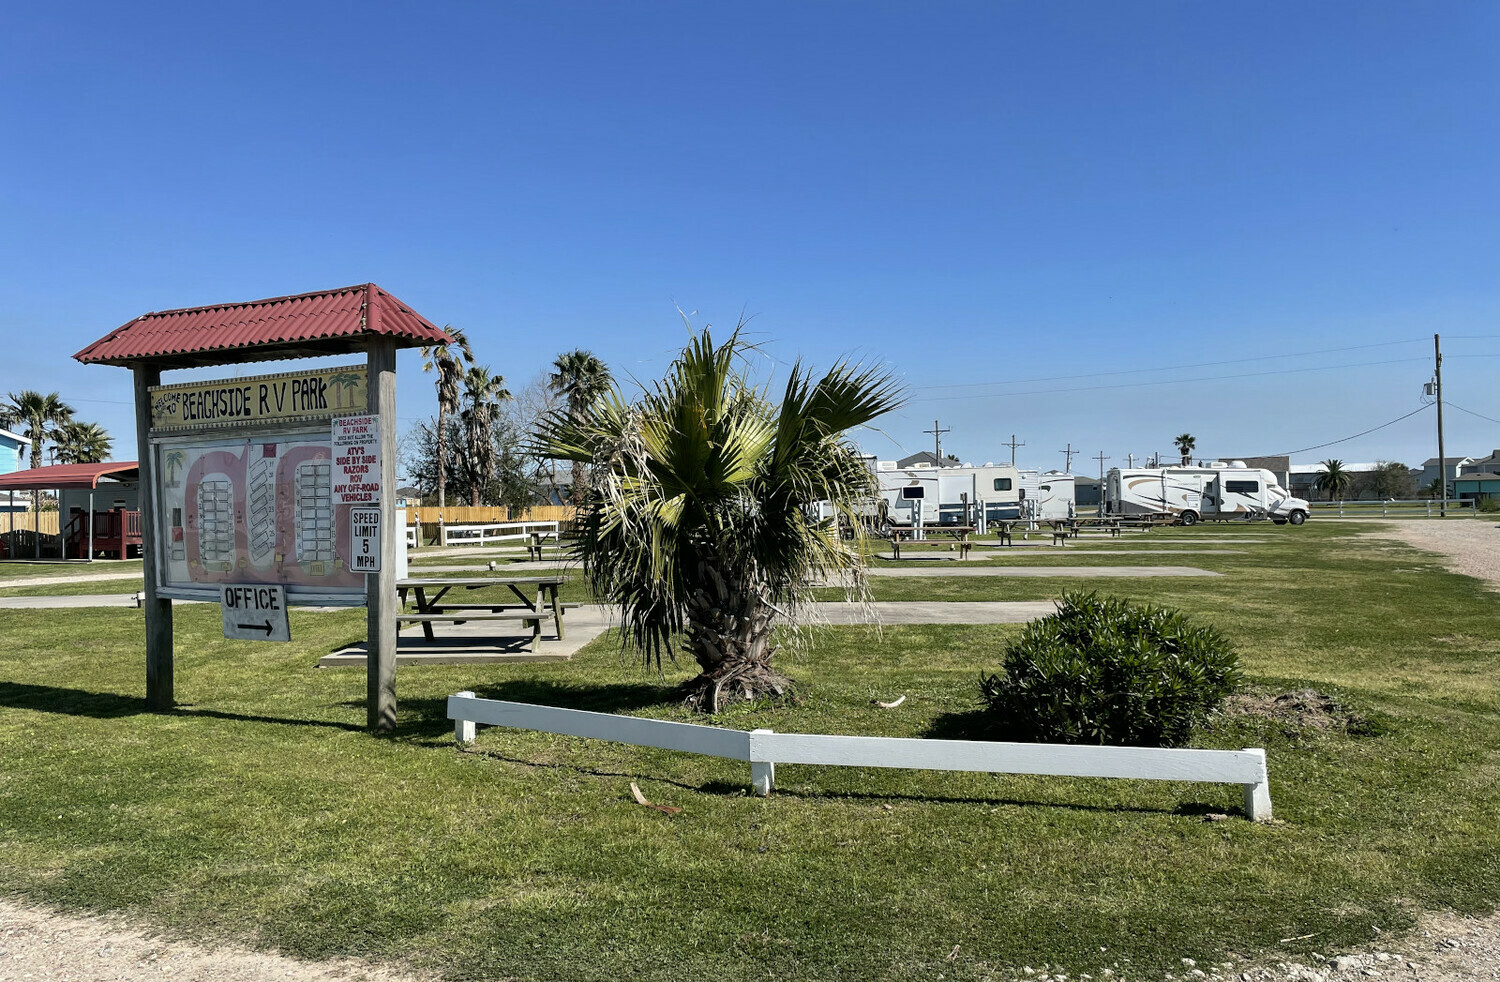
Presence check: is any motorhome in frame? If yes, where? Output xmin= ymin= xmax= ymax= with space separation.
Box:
xmin=876 ymin=461 xmax=1023 ymax=528
xmin=1105 ymin=462 xmax=1311 ymax=525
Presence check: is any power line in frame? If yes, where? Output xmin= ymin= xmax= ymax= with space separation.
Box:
xmin=1447 ymin=401 xmax=1500 ymax=426
xmin=908 ymin=355 xmax=1436 ymax=403
xmin=908 ymin=337 xmax=1432 ymax=393
xmin=1272 ymin=403 xmax=1432 ymax=457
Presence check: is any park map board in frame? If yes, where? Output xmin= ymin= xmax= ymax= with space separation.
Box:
xmin=148 ymin=366 xmax=378 ymax=603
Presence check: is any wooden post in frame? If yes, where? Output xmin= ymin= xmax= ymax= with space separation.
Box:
xmin=133 ymin=364 xmax=174 ymax=709
xmin=366 ymin=338 xmax=399 ymax=731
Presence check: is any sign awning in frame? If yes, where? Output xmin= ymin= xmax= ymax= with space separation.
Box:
xmin=0 ymin=462 xmax=139 ymax=491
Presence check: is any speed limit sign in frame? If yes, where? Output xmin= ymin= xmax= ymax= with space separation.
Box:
xmin=350 ymin=507 xmax=382 ymax=573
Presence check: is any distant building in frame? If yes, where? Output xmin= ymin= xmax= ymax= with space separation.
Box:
xmin=0 ymin=428 xmax=31 ymax=514
xmin=1421 ymin=456 xmax=1472 ymax=491
xmin=896 ymin=451 xmax=960 ymax=469
xmin=1454 ymin=473 xmax=1500 ymax=503
xmin=1459 ymin=451 xmax=1500 ymax=476
xmin=1073 ymin=475 xmax=1101 ymax=507
xmin=1288 ymin=461 xmax=1385 ymax=500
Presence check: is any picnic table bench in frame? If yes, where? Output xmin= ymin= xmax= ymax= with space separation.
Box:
xmin=397 ymin=575 xmax=569 ymax=648
xmin=888 ymin=525 xmax=974 ymax=560
xmin=525 ymin=531 xmax=558 ymax=561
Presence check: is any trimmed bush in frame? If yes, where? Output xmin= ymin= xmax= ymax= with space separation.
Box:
xmin=979 ymin=591 xmax=1240 ymax=747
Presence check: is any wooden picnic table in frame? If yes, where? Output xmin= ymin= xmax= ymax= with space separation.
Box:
xmin=524 ymin=531 xmax=558 ymax=561
xmin=888 ymin=525 xmax=975 ymax=560
xmin=396 ymin=575 xmax=568 ymax=643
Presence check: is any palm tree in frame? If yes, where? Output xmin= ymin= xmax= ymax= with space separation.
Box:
xmin=420 ymin=328 xmax=474 ymax=526
xmin=548 ymin=350 xmax=613 ymax=505
xmin=538 ymin=327 xmax=904 ymax=712
xmin=1315 ymin=459 xmax=1353 ymax=502
xmin=53 ymin=421 xmax=113 ymax=464
xmin=1174 ymin=433 xmax=1196 ymax=466
xmin=2 ymin=391 xmax=74 ymax=511
xmin=460 ymin=365 xmax=511 ymax=506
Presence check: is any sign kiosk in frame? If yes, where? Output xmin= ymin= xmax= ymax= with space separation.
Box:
xmin=74 ymin=283 xmax=451 ymax=731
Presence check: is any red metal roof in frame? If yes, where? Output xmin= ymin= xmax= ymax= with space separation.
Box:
xmin=74 ymin=283 xmax=451 ymax=367
xmin=0 ymin=462 xmax=139 ymax=491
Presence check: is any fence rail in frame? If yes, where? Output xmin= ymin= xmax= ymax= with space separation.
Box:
xmin=440 ymin=520 xmax=560 ymax=547
xmin=1328 ymin=498 xmax=1475 ymax=517
xmin=448 ymin=693 xmax=1272 ymax=820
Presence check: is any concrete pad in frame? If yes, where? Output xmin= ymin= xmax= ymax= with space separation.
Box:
xmin=810 ymin=600 xmax=1055 ymax=624
xmin=0 ymin=571 xmax=144 ymax=590
xmin=0 ymin=593 xmax=144 ymax=609
xmin=320 ymin=604 xmax=614 ymax=667
xmin=868 ymin=565 xmax=1221 ymax=578
xmin=889 ymin=549 xmax=1243 ymax=559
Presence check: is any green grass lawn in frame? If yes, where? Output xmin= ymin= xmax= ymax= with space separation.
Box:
xmin=0 ymin=559 xmax=142 ymax=579
xmin=1 ymin=522 xmax=1499 ymax=980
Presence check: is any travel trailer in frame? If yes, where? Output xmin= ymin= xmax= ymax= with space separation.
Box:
xmin=1105 ymin=462 xmax=1311 ymax=525
xmin=876 ymin=461 xmax=1023 ymax=528
xmin=1019 ymin=470 xmax=1077 ymax=521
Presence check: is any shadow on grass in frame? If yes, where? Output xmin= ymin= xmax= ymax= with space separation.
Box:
xmin=0 ymin=681 xmax=365 ymax=732
xmin=380 ymin=680 xmax=684 ymax=746
xmin=925 ymin=707 xmax=1007 ymax=741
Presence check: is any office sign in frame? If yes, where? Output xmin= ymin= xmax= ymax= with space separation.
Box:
xmin=332 ymin=415 xmax=382 ymax=505
xmin=220 ymin=583 xmax=291 ymax=642
xmin=150 ymin=365 xmax=367 ymax=431
xmin=350 ymin=507 xmax=381 ymax=573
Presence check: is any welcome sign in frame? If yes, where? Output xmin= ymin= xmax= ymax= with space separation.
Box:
xmin=149 ymin=365 xmax=368 ymax=431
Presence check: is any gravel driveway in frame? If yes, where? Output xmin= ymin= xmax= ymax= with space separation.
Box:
xmin=1370 ymin=517 xmax=1500 ymax=592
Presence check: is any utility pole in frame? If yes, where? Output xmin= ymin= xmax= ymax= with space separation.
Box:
xmin=924 ymin=419 xmax=951 ymax=466
xmin=1093 ymin=451 xmax=1110 ymax=517
xmin=1059 ymin=443 xmax=1078 ymax=473
xmin=1436 ymin=333 xmax=1447 ymax=518
xmin=1002 ymin=434 xmax=1025 ymax=467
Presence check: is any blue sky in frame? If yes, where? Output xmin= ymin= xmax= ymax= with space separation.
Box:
xmin=3 ymin=2 xmax=1498 ymax=473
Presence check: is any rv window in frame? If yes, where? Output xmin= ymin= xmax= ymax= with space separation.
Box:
xmin=1225 ymin=480 xmax=1260 ymax=493
xmin=900 ymin=486 xmax=925 ymax=500
xmin=993 ymin=478 xmax=1012 ymax=491
xmin=1039 ymin=485 xmax=1051 ymax=491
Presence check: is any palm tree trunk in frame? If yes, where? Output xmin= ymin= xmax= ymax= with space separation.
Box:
xmin=680 ymin=561 xmax=793 ymax=712
xmin=436 ymin=406 xmax=447 ymax=527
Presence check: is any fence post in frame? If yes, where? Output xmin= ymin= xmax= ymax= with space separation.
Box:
xmin=1241 ymin=748 xmax=1272 ymax=821
xmin=454 ymin=691 xmax=477 ymax=744
xmin=750 ymin=729 xmax=775 ymax=796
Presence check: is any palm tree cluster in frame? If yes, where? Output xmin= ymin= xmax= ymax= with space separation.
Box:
xmin=0 ymin=391 xmax=112 ymax=510
xmin=547 ymin=350 xmax=612 ymax=504
xmin=460 ymin=365 xmax=510 ymax=506
xmin=538 ymin=327 xmax=903 ymax=712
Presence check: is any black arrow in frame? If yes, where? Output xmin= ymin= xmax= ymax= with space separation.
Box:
xmin=236 ymin=620 xmax=274 ymax=635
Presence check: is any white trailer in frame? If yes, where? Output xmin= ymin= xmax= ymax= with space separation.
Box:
xmin=876 ymin=462 xmax=1023 ymax=530
xmin=1105 ymin=462 xmax=1311 ymax=526
xmin=1019 ymin=470 xmax=1077 ymax=521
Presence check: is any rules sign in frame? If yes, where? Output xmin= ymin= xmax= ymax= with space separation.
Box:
xmin=332 ymin=415 xmax=382 ymax=505
xmin=220 ymin=583 xmax=291 ymax=642
xmin=350 ymin=507 xmax=382 ymax=573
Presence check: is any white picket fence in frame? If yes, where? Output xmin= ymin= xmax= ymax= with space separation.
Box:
xmin=447 ymin=693 xmax=1272 ymax=820
xmin=440 ymin=520 xmax=560 ymax=547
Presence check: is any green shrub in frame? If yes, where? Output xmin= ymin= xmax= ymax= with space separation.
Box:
xmin=1476 ymin=497 xmax=1500 ymax=513
xmin=979 ymin=591 xmax=1241 ymax=747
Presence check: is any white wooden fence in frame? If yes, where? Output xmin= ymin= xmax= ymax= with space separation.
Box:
xmin=440 ymin=520 xmax=560 ymax=547
xmin=405 ymin=525 xmax=418 ymax=548
xmin=1330 ymin=498 xmax=1475 ymax=517
xmin=447 ymin=693 xmax=1272 ymax=820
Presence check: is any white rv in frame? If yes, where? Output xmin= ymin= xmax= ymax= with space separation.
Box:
xmin=1105 ymin=462 xmax=1310 ymax=525
xmin=877 ymin=462 xmax=1024 ymax=528
xmin=1019 ymin=470 xmax=1077 ymax=521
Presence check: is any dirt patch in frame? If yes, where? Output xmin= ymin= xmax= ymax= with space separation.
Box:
xmin=0 ymin=898 xmax=426 ymax=982
xmin=1367 ymin=520 xmax=1500 ymax=593
xmin=1225 ymin=687 xmax=1374 ymax=736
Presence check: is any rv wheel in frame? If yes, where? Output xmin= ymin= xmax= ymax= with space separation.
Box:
xmin=1287 ymin=510 xmax=1307 ymax=526
xmin=1180 ymin=511 xmax=1199 ymax=526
